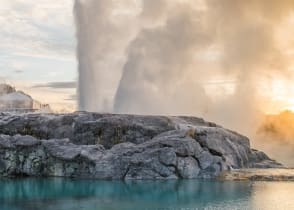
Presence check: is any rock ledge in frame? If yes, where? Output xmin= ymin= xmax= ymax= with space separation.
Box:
xmin=0 ymin=112 xmax=283 ymax=179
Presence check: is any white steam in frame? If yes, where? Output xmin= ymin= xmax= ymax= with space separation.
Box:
xmin=74 ymin=0 xmax=294 ymax=165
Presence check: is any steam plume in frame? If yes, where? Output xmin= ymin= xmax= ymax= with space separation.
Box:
xmin=75 ymin=0 xmax=294 ymax=165
xmin=74 ymin=0 xmax=139 ymax=111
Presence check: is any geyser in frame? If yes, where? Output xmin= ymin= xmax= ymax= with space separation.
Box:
xmin=74 ymin=0 xmax=140 ymax=112
xmin=74 ymin=0 xmax=294 ymax=166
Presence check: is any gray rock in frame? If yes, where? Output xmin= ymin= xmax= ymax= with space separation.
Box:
xmin=177 ymin=157 xmax=200 ymax=178
xmin=0 ymin=135 xmax=14 ymax=149
xmin=13 ymin=135 xmax=40 ymax=147
xmin=197 ymin=151 xmax=215 ymax=169
xmin=0 ymin=112 xmax=283 ymax=179
xmin=194 ymin=127 xmax=251 ymax=168
xmin=159 ymin=147 xmax=177 ymax=166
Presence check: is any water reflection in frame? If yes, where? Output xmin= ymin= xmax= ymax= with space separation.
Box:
xmin=0 ymin=178 xmax=292 ymax=210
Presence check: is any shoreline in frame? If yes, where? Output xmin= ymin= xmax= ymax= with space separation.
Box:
xmin=218 ymin=168 xmax=294 ymax=181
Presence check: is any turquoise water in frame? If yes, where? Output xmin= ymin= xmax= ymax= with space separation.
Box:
xmin=0 ymin=179 xmax=293 ymax=210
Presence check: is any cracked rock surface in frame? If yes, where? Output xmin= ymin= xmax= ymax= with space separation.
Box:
xmin=0 ymin=112 xmax=283 ymax=179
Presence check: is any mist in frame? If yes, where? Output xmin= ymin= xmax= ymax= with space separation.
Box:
xmin=74 ymin=0 xmax=294 ymax=166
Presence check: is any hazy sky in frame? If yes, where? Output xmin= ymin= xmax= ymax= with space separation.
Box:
xmin=0 ymin=0 xmax=77 ymax=111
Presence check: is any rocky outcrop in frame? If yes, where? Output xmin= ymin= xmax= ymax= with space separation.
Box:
xmin=0 ymin=112 xmax=283 ymax=179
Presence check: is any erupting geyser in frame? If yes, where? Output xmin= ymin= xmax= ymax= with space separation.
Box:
xmin=74 ymin=0 xmax=294 ymax=137
xmin=74 ymin=0 xmax=294 ymax=166
xmin=74 ymin=0 xmax=140 ymax=112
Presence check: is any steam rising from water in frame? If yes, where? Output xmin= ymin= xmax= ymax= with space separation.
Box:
xmin=74 ymin=1 xmax=294 ymax=165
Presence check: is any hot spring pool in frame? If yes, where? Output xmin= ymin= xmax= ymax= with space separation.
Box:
xmin=0 ymin=178 xmax=293 ymax=210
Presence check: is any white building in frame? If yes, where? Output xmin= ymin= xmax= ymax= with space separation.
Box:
xmin=0 ymin=91 xmax=34 ymax=111
xmin=0 ymin=84 xmax=51 ymax=113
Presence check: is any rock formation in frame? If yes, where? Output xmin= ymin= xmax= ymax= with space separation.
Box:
xmin=0 ymin=112 xmax=283 ymax=179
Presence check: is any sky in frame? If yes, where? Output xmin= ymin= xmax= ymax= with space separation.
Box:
xmin=0 ymin=0 xmax=294 ymax=114
xmin=0 ymin=0 xmax=77 ymax=112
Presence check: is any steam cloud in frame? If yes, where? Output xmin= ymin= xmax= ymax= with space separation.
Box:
xmin=75 ymin=0 xmax=294 ymax=165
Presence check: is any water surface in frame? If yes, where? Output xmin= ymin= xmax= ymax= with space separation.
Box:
xmin=0 ymin=178 xmax=293 ymax=210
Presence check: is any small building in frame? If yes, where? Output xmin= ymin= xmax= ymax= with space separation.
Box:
xmin=0 ymin=84 xmax=52 ymax=113
xmin=0 ymin=91 xmax=34 ymax=112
